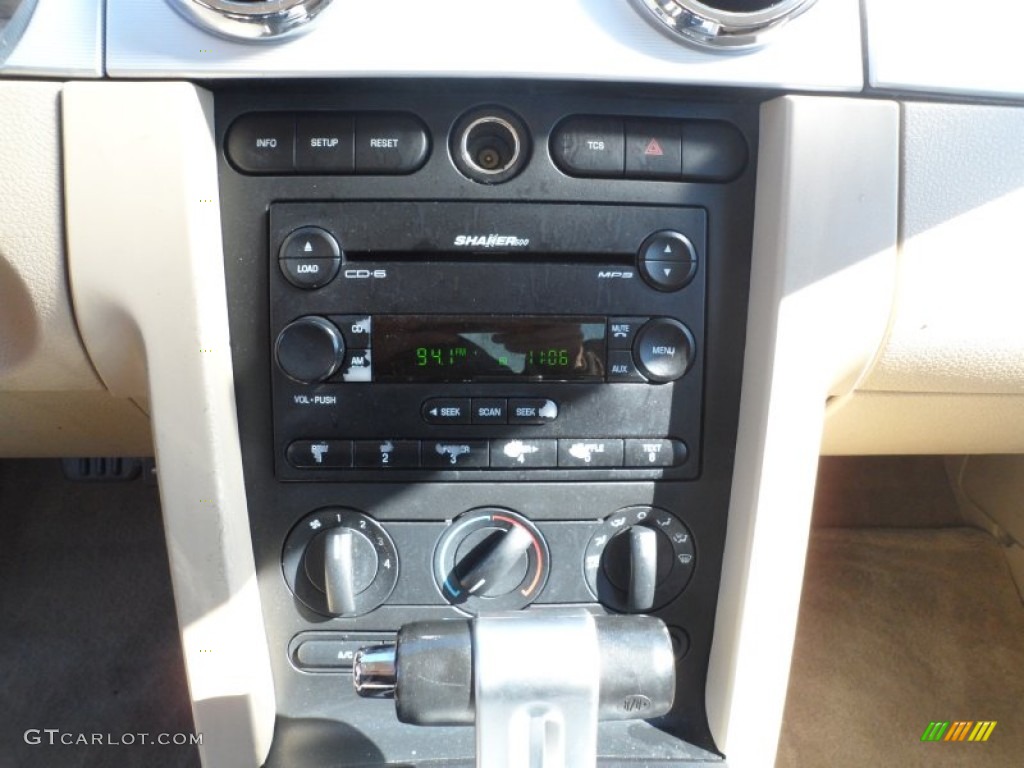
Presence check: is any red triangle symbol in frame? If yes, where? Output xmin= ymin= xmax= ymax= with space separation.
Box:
xmin=644 ymin=138 xmax=664 ymax=157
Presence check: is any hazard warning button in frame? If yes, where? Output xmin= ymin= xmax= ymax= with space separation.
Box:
xmin=625 ymin=121 xmax=682 ymax=179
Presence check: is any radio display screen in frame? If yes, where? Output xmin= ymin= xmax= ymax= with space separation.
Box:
xmin=373 ymin=316 xmax=607 ymax=382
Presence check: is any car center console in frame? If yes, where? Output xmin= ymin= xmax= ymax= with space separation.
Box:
xmin=217 ymin=80 xmax=757 ymax=765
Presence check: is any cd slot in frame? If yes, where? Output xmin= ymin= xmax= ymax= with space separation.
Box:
xmin=342 ymin=250 xmax=634 ymax=265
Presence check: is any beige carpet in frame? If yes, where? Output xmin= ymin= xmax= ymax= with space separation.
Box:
xmin=777 ymin=527 xmax=1024 ymax=767
xmin=811 ymin=456 xmax=964 ymax=529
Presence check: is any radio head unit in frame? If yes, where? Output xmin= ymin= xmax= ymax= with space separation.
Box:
xmin=270 ymin=201 xmax=707 ymax=482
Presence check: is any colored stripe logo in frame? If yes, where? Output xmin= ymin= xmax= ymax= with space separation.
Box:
xmin=921 ymin=721 xmax=997 ymax=742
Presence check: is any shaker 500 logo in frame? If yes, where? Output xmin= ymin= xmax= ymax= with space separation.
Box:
xmin=453 ymin=235 xmax=530 ymax=248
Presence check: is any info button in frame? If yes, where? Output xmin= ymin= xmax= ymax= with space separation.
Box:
xmin=422 ymin=398 xmax=471 ymax=425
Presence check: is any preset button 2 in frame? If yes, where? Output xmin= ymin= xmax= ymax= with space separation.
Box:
xmin=353 ymin=440 xmax=420 ymax=469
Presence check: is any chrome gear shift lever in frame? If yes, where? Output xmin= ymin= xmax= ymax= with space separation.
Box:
xmin=353 ymin=611 xmax=676 ymax=768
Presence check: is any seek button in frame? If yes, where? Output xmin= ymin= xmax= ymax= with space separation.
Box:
xmin=509 ymin=399 xmax=559 ymax=425
xmin=422 ymin=398 xmax=471 ymax=425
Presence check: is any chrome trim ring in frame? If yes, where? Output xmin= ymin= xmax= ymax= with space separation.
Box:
xmin=166 ymin=0 xmax=333 ymax=42
xmin=630 ymin=0 xmax=818 ymax=52
xmin=0 ymin=0 xmax=40 ymax=66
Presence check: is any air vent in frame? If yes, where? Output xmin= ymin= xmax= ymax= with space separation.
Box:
xmin=165 ymin=0 xmax=333 ymax=42
xmin=630 ymin=0 xmax=818 ymax=51
xmin=0 ymin=0 xmax=39 ymax=66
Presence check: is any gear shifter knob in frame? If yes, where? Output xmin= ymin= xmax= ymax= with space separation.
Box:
xmin=353 ymin=611 xmax=675 ymax=727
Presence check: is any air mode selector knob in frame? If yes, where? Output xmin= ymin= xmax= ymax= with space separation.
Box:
xmin=585 ymin=506 xmax=696 ymax=613
xmin=275 ymin=316 xmax=346 ymax=384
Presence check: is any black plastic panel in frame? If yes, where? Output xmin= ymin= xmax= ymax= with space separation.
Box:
xmin=270 ymin=201 xmax=708 ymax=483
xmin=216 ymin=80 xmax=758 ymax=767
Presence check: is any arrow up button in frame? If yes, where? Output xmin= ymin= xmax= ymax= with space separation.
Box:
xmin=637 ymin=230 xmax=698 ymax=292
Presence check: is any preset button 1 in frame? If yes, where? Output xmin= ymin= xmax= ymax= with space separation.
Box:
xmin=287 ymin=440 xmax=353 ymax=469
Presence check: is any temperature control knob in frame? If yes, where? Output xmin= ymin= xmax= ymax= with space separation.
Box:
xmin=434 ymin=508 xmax=550 ymax=614
xmin=275 ymin=316 xmax=345 ymax=384
xmin=585 ymin=506 xmax=696 ymax=613
xmin=283 ymin=508 xmax=398 ymax=618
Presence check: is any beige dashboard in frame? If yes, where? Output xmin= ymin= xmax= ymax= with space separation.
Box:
xmin=3 ymin=85 xmax=1024 ymax=457
xmin=2 ymin=3 xmax=1024 ymax=767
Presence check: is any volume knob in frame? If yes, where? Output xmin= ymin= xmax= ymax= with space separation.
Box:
xmin=275 ymin=316 xmax=345 ymax=384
